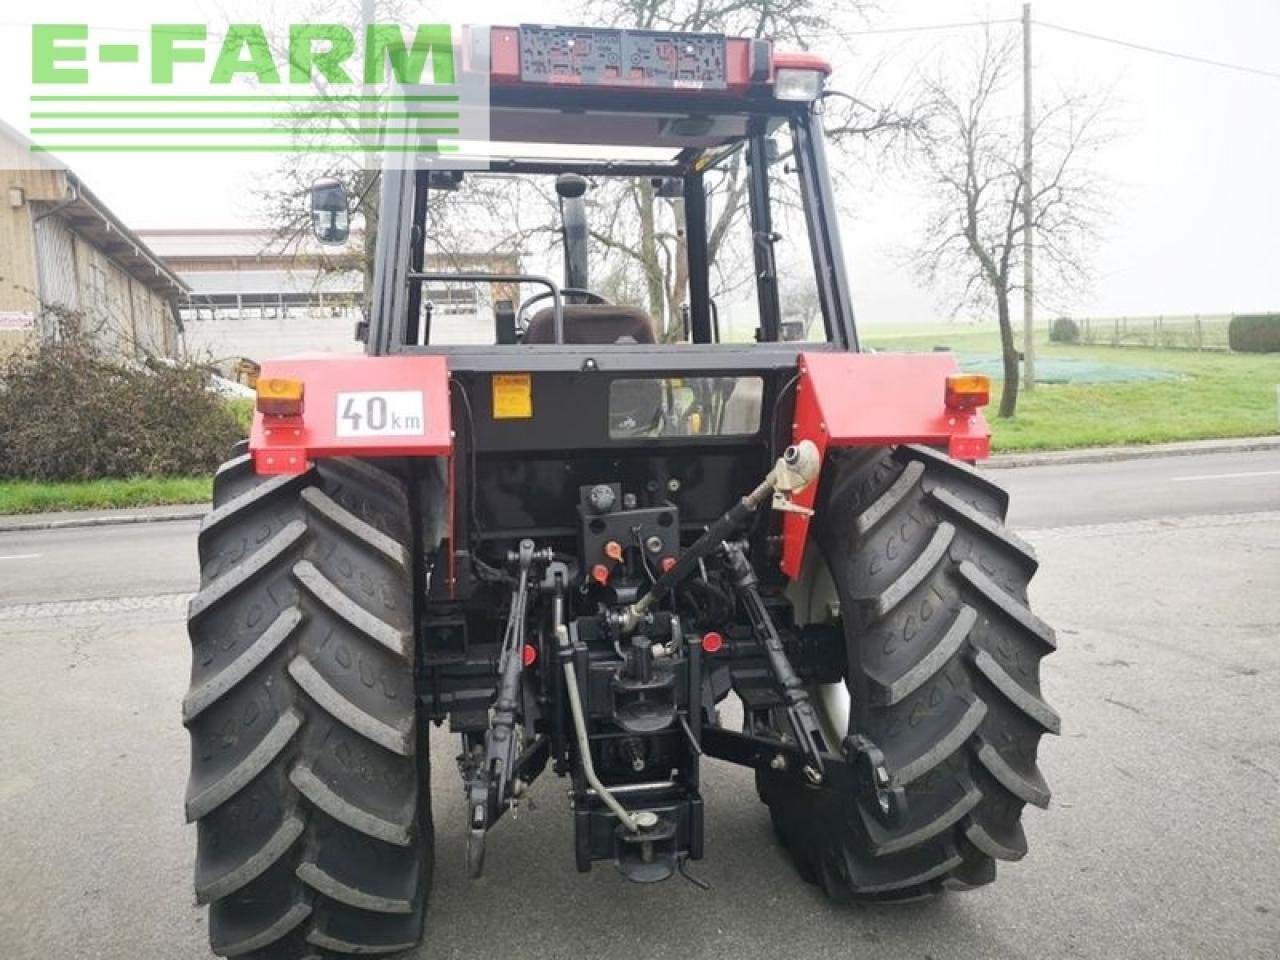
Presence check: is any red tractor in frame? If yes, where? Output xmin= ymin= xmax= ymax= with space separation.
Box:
xmin=184 ymin=24 xmax=1057 ymax=958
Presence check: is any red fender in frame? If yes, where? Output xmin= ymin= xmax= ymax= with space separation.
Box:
xmin=782 ymin=352 xmax=991 ymax=578
xmin=250 ymin=354 xmax=453 ymax=475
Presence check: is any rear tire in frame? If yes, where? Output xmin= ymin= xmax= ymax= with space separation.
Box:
xmin=758 ymin=445 xmax=1059 ymax=900
xmin=185 ymin=452 xmax=432 ymax=957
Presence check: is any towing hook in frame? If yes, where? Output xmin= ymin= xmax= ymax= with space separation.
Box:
xmin=846 ymin=734 xmax=905 ymax=826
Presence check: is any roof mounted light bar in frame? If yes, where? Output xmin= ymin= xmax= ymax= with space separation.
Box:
xmin=486 ymin=26 xmax=830 ymax=97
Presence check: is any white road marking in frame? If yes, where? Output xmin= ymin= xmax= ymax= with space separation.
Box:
xmin=0 ymin=592 xmax=189 ymax=621
xmin=0 ymin=554 xmax=40 ymax=561
xmin=1171 ymin=470 xmax=1280 ymax=483
xmin=1024 ymin=510 xmax=1280 ymax=537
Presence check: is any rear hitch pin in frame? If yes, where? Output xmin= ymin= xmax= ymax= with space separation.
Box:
xmin=677 ymin=854 xmax=712 ymax=891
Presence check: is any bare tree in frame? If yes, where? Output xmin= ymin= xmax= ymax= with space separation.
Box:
xmin=575 ymin=0 xmax=919 ymax=340
xmin=912 ymin=28 xmax=1111 ymax=417
xmin=247 ymin=0 xmax=437 ymax=303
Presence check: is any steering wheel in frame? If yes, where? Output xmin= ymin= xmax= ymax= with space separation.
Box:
xmin=515 ymin=287 xmax=610 ymax=333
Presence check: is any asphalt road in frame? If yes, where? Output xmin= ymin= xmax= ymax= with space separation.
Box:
xmin=1 ymin=449 xmax=1277 ymax=960
xmin=999 ymin=447 xmax=1280 ymax=528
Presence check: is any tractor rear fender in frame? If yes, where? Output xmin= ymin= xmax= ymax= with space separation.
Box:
xmin=250 ymin=354 xmax=453 ymax=474
xmin=782 ymin=351 xmax=991 ymax=578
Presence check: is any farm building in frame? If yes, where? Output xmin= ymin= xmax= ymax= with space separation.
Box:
xmin=140 ymin=227 xmax=522 ymax=361
xmin=137 ymin=227 xmax=366 ymax=360
xmin=0 ymin=122 xmax=186 ymax=359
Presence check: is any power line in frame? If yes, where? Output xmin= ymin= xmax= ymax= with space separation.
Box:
xmin=1036 ymin=20 xmax=1280 ymax=81
xmin=824 ymin=18 xmax=1019 ymax=38
xmin=817 ymin=15 xmax=1280 ymax=83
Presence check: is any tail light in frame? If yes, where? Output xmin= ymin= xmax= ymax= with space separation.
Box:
xmin=256 ymin=377 xmax=305 ymax=416
xmin=945 ymin=374 xmax=991 ymax=412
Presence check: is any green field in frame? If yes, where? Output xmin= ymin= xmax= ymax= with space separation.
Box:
xmin=863 ymin=324 xmax=1280 ymax=451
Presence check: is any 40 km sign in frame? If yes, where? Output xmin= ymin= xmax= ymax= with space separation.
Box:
xmin=336 ymin=391 xmax=426 ymax=438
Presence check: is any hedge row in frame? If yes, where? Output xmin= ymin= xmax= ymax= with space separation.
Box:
xmin=1228 ymin=314 xmax=1280 ymax=353
xmin=0 ymin=336 xmax=245 ymax=481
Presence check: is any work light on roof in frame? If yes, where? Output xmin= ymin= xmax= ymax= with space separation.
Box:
xmin=774 ymin=67 xmax=826 ymax=101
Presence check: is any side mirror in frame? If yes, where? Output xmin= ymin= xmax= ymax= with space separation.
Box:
xmin=428 ymin=170 xmax=464 ymax=191
xmin=310 ymin=177 xmax=350 ymax=245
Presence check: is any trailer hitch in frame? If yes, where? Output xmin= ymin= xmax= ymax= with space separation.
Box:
xmin=464 ymin=538 xmax=551 ymax=878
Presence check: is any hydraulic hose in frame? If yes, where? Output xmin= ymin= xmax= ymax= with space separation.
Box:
xmin=623 ymin=440 xmax=821 ymax=630
xmin=629 ymin=483 xmax=769 ymax=618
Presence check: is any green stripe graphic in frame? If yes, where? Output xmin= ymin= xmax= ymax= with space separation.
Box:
xmin=31 ymin=111 xmax=460 ymax=120
xmin=31 ymin=144 xmax=462 ymax=153
xmin=31 ymin=127 xmax=460 ymax=135
xmin=30 ymin=95 xmax=461 ymax=102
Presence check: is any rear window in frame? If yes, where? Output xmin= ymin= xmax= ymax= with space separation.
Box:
xmin=608 ymin=376 xmax=762 ymax=438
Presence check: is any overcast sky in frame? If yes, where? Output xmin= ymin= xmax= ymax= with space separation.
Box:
xmin=2 ymin=0 xmax=1277 ymax=326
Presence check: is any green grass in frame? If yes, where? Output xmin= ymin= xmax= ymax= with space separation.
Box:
xmin=863 ymin=324 xmax=1002 ymax=351
xmin=0 ymin=476 xmax=212 ymax=515
xmin=0 ymin=402 xmax=242 ymax=514
xmin=862 ymin=325 xmax=1280 ymax=452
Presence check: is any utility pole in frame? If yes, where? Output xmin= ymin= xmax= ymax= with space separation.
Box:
xmin=1021 ymin=3 xmax=1035 ymax=391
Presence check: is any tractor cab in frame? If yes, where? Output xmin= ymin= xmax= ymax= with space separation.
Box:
xmin=312 ymin=25 xmax=853 ymax=354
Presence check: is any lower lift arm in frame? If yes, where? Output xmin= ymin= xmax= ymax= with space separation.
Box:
xmin=723 ymin=541 xmax=829 ymax=783
xmin=466 ymin=538 xmax=548 ymax=876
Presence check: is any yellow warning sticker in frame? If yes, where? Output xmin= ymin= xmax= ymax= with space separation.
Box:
xmin=492 ymin=373 xmax=533 ymax=419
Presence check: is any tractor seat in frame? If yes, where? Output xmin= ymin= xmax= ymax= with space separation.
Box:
xmin=524 ymin=304 xmax=656 ymax=345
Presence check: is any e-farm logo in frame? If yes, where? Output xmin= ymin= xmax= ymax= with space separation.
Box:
xmin=27 ymin=23 xmax=467 ymax=156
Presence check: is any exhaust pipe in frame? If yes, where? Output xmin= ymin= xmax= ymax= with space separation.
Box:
xmin=555 ymin=173 xmax=590 ymax=294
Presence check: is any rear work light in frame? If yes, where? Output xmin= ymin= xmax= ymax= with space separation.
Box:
xmin=945 ymin=374 xmax=991 ymax=412
xmin=774 ymin=67 xmax=826 ymax=101
xmin=256 ymin=377 xmax=305 ymax=417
